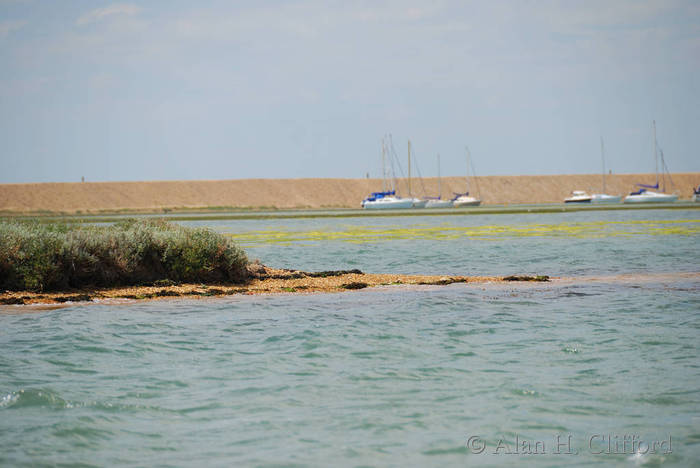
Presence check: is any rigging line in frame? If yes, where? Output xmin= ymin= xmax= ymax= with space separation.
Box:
xmin=388 ymin=135 xmax=407 ymax=190
xmin=658 ymin=148 xmax=675 ymax=191
xmin=411 ymin=147 xmax=428 ymax=197
xmin=469 ymin=151 xmax=482 ymax=199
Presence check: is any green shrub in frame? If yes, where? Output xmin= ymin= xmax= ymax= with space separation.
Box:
xmin=0 ymin=219 xmax=249 ymax=291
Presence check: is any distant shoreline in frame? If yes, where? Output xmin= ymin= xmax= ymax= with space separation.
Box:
xmin=1 ymin=173 xmax=698 ymax=215
xmin=3 ymin=202 xmax=700 ymax=223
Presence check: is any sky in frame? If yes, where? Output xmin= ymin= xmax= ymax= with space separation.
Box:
xmin=1 ymin=0 xmax=699 ymax=183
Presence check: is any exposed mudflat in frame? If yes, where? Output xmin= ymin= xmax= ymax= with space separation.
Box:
xmin=0 ymin=266 xmax=552 ymax=306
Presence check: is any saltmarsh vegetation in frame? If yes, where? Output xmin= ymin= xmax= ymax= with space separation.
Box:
xmin=0 ymin=219 xmax=248 ymax=292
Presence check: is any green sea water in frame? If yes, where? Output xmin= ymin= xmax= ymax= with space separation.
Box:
xmin=1 ymin=208 xmax=699 ymax=467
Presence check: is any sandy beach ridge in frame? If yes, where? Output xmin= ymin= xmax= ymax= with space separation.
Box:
xmin=1 ymin=173 xmax=699 ymax=214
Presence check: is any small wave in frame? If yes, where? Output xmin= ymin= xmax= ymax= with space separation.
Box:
xmin=0 ymin=388 xmax=69 ymax=409
xmin=53 ymin=425 xmax=114 ymax=441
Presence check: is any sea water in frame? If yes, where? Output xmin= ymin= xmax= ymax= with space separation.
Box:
xmin=1 ymin=208 xmax=699 ymax=467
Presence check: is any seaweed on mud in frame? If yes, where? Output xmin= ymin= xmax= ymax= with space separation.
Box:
xmin=502 ymin=275 xmax=550 ymax=282
xmin=1 ymin=297 xmax=25 ymax=305
xmin=341 ymin=282 xmax=368 ymax=290
xmin=305 ymin=269 xmax=363 ymax=278
xmin=54 ymin=294 xmax=92 ymax=303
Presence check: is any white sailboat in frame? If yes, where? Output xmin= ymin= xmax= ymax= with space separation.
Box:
xmin=362 ymin=137 xmax=414 ymax=209
xmin=624 ymin=121 xmax=678 ymax=204
xmin=425 ymin=154 xmax=453 ymax=208
xmin=591 ymin=137 xmax=622 ymax=203
xmin=452 ymin=146 xmax=481 ymax=207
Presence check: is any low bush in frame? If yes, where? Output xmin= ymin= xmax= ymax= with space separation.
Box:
xmin=0 ymin=219 xmax=248 ymax=291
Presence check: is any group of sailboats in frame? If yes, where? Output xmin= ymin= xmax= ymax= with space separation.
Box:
xmin=361 ymin=138 xmax=415 ymax=210
xmin=366 ymin=121 xmax=686 ymax=210
xmin=565 ymin=121 xmax=679 ymax=204
xmin=362 ymin=138 xmax=481 ymax=210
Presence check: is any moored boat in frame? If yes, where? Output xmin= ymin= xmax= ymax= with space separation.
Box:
xmin=452 ymin=146 xmax=481 ymax=207
xmin=590 ymin=137 xmax=621 ymax=203
xmin=624 ymin=188 xmax=678 ymax=204
xmin=623 ymin=121 xmax=678 ymax=204
xmin=424 ymin=154 xmax=453 ymax=208
xmin=452 ymin=194 xmax=481 ymax=207
xmin=362 ymin=191 xmax=415 ymax=209
xmin=591 ymin=193 xmax=622 ymax=204
xmin=424 ymin=198 xmax=453 ymax=208
xmin=564 ymin=191 xmax=592 ymax=203
xmin=410 ymin=198 xmax=428 ymax=208
xmin=362 ymin=137 xmax=414 ymax=210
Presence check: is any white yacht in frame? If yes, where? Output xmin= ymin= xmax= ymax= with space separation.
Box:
xmin=362 ymin=192 xmax=415 ymax=209
xmin=591 ymin=193 xmax=622 ymax=204
xmin=424 ymin=154 xmax=453 ymax=208
xmin=362 ymin=137 xmax=414 ymax=210
xmin=624 ymin=189 xmax=678 ymax=204
xmin=452 ymin=146 xmax=481 ymax=207
xmin=564 ymin=191 xmax=592 ymax=203
xmin=411 ymin=198 xmax=428 ymax=208
xmin=590 ymin=137 xmax=621 ymax=203
xmin=452 ymin=194 xmax=481 ymax=207
xmin=624 ymin=121 xmax=678 ymax=204
xmin=424 ymin=198 xmax=453 ymax=208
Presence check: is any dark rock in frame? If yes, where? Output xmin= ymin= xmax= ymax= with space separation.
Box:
xmin=502 ymin=275 xmax=550 ymax=282
xmin=1 ymin=297 xmax=25 ymax=305
xmin=153 ymin=279 xmax=180 ymax=287
xmin=306 ymin=269 xmax=363 ymax=278
xmin=155 ymin=289 xmax=180 ymax=297
xmin=341 ymin=282 xmax=368 ymax=290
xmin=54 ymin=294 xmax=92 ymax=303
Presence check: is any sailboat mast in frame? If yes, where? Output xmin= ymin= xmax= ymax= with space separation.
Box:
xmin=653 ymin=120 xmax=658 ymax=187
xmin=600 ymin=136 xmax=606 ymax=193
xmin=408 ymin=139 xmax=412 ymax=196
xmin=465 ymin=146 xmax=471 ymax=193
xmin=660 ymin=149 xmax=666 ymax=192
xmin=381 ymin=138 xmax=386 ymax=192
xmin=437 ymin=153 xmax=441 ymax=199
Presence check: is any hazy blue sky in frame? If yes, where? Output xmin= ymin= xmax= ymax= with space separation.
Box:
xmin=1 ymin=0 xmax=698 ymax=183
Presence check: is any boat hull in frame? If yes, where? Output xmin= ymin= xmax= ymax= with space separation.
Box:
xmin=453 ymin=197 xmax=481 ymax=207
xmin=565 ymin=191 xmax=592 ymax=203
xmin=591 ymin=194 xmax=622 ymax=204
xmin=411 ymin=199 xmax=428 ymax=208
xmin=564 ymin=198 xmax=591 ymax=203
xmin=363 ymin=198 xmax=414 ymax=209
xmin=623 ymin=192 xmax=678 ymax=204
xmin=424 ymin=199 xmax=453 ymax=209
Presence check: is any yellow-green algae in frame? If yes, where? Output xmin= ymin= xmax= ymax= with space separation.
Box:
xmin=225 ymin=218 xmax=700 ymax=246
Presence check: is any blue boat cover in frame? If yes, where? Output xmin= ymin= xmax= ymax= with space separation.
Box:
xmin=635 ymin=182 xmax=659 ymax=189
xmin=362 ymin=190 xmax=396 ymax=203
